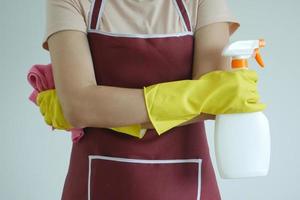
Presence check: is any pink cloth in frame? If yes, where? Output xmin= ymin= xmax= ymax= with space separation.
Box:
xmin=27 ymin=63 xmax=84 ymax=143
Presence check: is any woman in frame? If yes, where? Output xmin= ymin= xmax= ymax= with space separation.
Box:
xmin=40 ymin=0 xmax=264 ymax=199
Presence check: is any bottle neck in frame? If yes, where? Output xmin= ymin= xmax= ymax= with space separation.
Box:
xmin=231 ymin=59 xmax=248 ymax=69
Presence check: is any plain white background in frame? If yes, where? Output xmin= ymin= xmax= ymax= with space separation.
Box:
xmin=1 ymin=0 xmax=299 ymax=199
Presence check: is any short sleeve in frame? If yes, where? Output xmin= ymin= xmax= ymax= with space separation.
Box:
xmin=195 ymin=0 xmax=240 ymax=36
xmin=42 ymin=0 xmax=87 ymax=51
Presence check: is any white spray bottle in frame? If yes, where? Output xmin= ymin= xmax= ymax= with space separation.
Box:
xmin=214 ymin=39 xmax=271 ymax=179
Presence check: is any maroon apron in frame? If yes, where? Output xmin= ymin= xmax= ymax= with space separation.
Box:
xmin=61 ymin=0 xmax=221 ymax=199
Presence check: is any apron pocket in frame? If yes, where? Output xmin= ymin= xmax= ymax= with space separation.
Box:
xmin=88 ymin=155 xmax=202 ymax=200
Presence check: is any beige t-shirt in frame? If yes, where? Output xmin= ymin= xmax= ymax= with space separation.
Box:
xmin=42 ymin=0 xmax=240 ymax=51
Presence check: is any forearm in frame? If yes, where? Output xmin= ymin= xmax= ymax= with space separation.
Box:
xmin=71 ymin=84 xmax=214 ymax=129
xmin=71 ymin=85 xmax=148 ymax=128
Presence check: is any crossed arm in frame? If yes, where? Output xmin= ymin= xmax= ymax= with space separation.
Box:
xmin=47 ymin=22 xmax=231 ymax=129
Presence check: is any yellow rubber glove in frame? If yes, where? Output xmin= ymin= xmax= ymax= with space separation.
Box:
xmin=37 ymin=89 xmax=146 ymax=137
xmin=37 ymin=89 xmax=73 ymax=131
xmin=143 ymin=69 xmax=266 ymax=135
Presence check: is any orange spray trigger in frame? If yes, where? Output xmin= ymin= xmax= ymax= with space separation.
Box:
xmin=255 ymin=48 xmax=265 ymax=68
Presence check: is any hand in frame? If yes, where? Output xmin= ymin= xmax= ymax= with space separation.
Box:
xmin=199 ymin=69 xmax=266 ymax=114
xmin=37 ymin=89 xmax=73 ymax=130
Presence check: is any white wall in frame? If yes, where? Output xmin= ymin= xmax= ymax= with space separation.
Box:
xmin=1 ymin=0 xmax=299 ymax=199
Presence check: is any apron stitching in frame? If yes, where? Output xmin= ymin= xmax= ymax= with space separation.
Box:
xmin=87 ymin=29 xmax=194 ymax=38
xmin=197 ymin=159 xmax=202 ymax=200
xmin=88 ymin=155 xmax=202 ymax=200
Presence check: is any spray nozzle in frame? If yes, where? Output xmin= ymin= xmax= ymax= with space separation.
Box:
xmin=222 ymin=38 xmax=266 ymax=69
